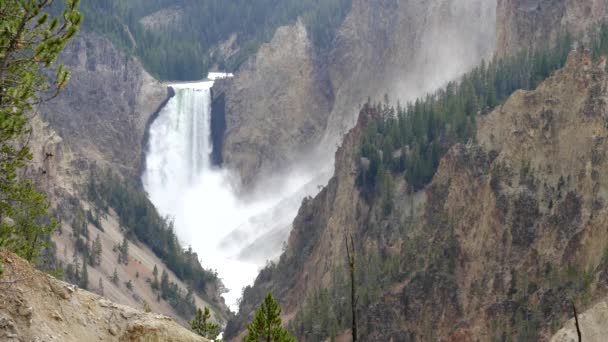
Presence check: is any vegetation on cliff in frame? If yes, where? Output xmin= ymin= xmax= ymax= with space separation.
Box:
xmin=245 ymin=293 xmax=296 ymax=342
xmin=357 ymin=31 xmax=574 ymax=196
xmin=0 ymin=0 xmax=81 ymax=273
xmin=86 ymin=170 xmax=220 ymax=307
xmin=74 ymin=0 xmax=352 ymax=80
xmin=230 ymin=23 xmax=608 ymax=341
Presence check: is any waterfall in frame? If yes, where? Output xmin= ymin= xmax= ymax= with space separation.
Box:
xmin=144 ymin=82 xmax=214 ymax=216
xmin=143 ymin=76 xmax=310 ymax=311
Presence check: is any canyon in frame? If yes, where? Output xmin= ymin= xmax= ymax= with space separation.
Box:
xmin=6 ymin=0 xmax=608 ymax=340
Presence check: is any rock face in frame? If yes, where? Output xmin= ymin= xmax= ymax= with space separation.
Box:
xmin=0 ymin=252 xmax=209 ymax=342
xmin=551 ymin=298 xmax=608 ymax=342
xmin=219 ymin=0 xmax=496 ymax=190
xmin=219 ymin=20 xmax=333 ymax=189
xmin=228 ymin=50 xmax=608 ymax=340
xmin=551 ymin=296 xmax=608 ymax=342
xmin=40 ymin=32 xmax=169 ymax=179
xmin=496 ymin=0 xmax=608 ymax=57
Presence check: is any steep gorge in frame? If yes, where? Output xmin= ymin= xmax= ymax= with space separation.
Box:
xmin=226 ymin=47 xmax=608 ymax=341
xmin=216 ymin=0 xmax=497 ymax=191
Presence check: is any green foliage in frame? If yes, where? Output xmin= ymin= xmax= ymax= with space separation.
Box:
xmin=117 ymin=235 xmax=129 ymax=265
xmin=111 ymin=267 xmax=119 ymax=285
xmin=190 ymin=307 xmax=220 ymax=340
xmin=245 ymin=293 xmax=296 ymax=342
xmin=154 ymin=268 xmax=196 ymax=318
xmin=75 ymin=0 xmax=352 ymax=80
xmin=592 ymin=22 xmax=608 ymax=62
xmin=357 ymin=32 xmax=574 ymax=196
xmin=0 ymin=0 xmax=81 ymax=275
xmin=86 ymin=169 xmax=218 ymax=297
xmin=290 ymin=247 xmax=401 ymax=341
xmin=89 ymin=234 xmax=102 ymax=267
xmin=80 ymin=260 xmax=88 ymax=289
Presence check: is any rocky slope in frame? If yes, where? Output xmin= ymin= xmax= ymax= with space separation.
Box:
xmin=228 ymin=49 xmax=608 ymax=340
xmin=0 ymin=252 xmax=209 ymax=342
xmin=496 ymin=0 xmax=608 ymax=57
xmin=29 ymin=31 xmax=229 ymax=325
xmin=216 ymin=0 xmax=497 ymax=190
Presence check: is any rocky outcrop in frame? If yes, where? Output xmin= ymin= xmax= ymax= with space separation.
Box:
xmin=229 ymin=50 xmax=608 ymax=340
xmin=219 ymin=0 xmax=496 ymax=190
xmin=140 ymin=6 xmax=185 ymax=33
xmin=219 ymin=20 xmax=333 ymax=189
xmin=40 ymin=32 xmax=169 ymax=179
xmin=551 ymin=297 xmax=608 ymax=342
xmin=0 ymin=252 xmax=209 ymax=342
xmin=496 ymin=0 xmax=608 ymax=57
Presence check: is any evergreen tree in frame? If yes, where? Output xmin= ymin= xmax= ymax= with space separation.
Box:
xmin=90 ymin=234 xmax=102 ymax=266
xmin=190 ymin=307 xmax=220 ymax=340
xmin=160 ymin=269 xmax=169 ymax=299
xmin=118 ymin=235 xmax=129 ymax=265
xmin=80 ymin=260 xmax=88 ymax=289
xmin=111 ymin=267 xmax=119 ymax=285
xmin=244 ymin=293 xmax=296 ymax=342
xmin=98 ymin=277 xmax=104 ymax=295
xmin=0 ymin=0 xmax=81 ymax=274
xmin=151 ymin=264 xmax=159 ymax=290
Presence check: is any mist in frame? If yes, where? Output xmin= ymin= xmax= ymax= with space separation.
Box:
xmin=143 ymin=77 xmax=328 ymax=310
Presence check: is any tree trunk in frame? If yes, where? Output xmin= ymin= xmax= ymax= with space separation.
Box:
xmin=345 ymin=234 xmax=357 ymax=342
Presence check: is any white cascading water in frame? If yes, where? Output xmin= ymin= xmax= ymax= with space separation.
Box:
xmin=143 ymin=74 xmax=321 ymax=311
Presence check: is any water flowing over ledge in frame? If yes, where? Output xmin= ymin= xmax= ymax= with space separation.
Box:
xmin=142 ymin=74 xmax=325 ymax=311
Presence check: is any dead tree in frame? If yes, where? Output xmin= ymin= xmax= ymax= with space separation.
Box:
xmin=345 ymin=233 xmax=357 ymax=342
xmin=571 ymin=301 xmax=582 ymax=342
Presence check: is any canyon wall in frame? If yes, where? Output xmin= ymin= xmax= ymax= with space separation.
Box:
xmin=228 ymin=49 xmax=608 ymax=340
xmin=218 ymin=0 xmax=497 ymax=190
xmin=496 ymin=0 xmax=608 ymax=57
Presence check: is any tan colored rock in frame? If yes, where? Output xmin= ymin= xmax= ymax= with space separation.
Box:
xmin=0 ymin=252 xmax=209 ymax=342
xmin=229 ymin=49 xmax=608 ymax=340
xmin=219 ymin=0 xmax=496 ymax=191
xmin=551 ymin=298 xmax=608 ymax=342
xmin=496 ymin=0 xmax=608 ymax=57
xmin=220 ymin=20 xmax=332 ymax=189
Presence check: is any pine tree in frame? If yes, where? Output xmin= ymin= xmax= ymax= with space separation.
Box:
xmin=151 ymin=264 xmax=159 ymax=290
xmin=111 ymin=267 xmax=119 ymax=285
xmin=160 ymin=269 xmax=169 ymax=299
xmin=190 ymin=307 xmax=220 ymax=340
xmin=98 ymin=277 xmax=104 ymax=295
xmin=119 ymin=235 xmax=129 ymax=265
xmin=80 ymin=260 xmax=88 ymax=289
xmin=244 ymin=293 xmax=296 ymax=342
xmin=0 ymin=1 xmax=81 ymax=274
xmin=92 ymin=234 xmax=102 ymax=266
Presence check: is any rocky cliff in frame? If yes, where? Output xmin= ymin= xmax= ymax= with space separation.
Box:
xmin=0 ymin=252 xmax=209 ymax=342
xmin=40 ymin=32 xmax=169 ymax=179
xmin=217 ymin=20 xmax=333 ymax=189
xmin=228 ymin=49 xmax=608 ymax=340
xmin=217 ymin=0 xmax=496 ymax=191
xmin=496 ymin=0 xmax=608 ymax=57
